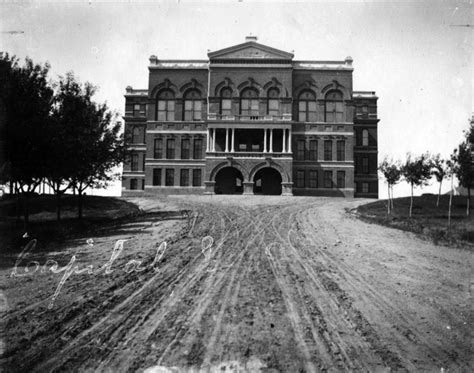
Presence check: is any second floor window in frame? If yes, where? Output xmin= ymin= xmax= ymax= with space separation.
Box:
xmin=193 ymin=138 xmax=203 ymax=159
xmin=297 ymin=140 xmax=305 ymax=160
xmin=166 ymin=138 xmax=175 ymax=159
xmin=131 ymin=153 xmax=139 ymax=171
xmin=362 ymin=129 xmax=369 ymax=146
xmin=165 ymin=169 xmax=174 ymax=186
xmin=324 ymin=171 xmax=333 ymax=188
xmin=154 ymin=138 xmax=163 ymax=159
xmin=180 ymin=169 xmax=189 ymax=186
xmin=153 ymin=168 xmax=161 ymax=186
xmin=337 ymin=171 xmax=345 ymax=188
xmin=296 ymin=170 xmax=305 ymax=188
xmin=267 ymin=87 xmax=279 ymax=116
xmin=325 ymin=90 xmax=344 ymax=123
xmin=132 ymin=126 xmax=141 ymax=143
xmin=324 ymin=140 xmax=332 ymax=161
xmin=309 ymin=140 xmax=318 ymax=161
xmin=337 ymin=140 xmax=345 ymax=161
xmin=220 ymin=87 xmax=232 ymax=117
xmin=184 ymin=89 xmax=202 ymax=121
xmin=156 ymin=90 xmax=175 ymax=121
xmin=240 ymin=88 xmax=259 ymax=117
xmin=181 ymin=138 xmax=190 ymax=159
xmin=298 ymin=91 xmax=317 ymax=122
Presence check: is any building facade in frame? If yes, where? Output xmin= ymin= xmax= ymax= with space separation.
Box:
xmin=122 ymin=37 xmax=379 ymax=197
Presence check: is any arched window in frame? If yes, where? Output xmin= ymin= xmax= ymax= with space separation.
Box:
xmin=132 ymin=126 xmax=140 ymax=143
xmin=362 ymin=129 xmax=369 ymax=146
xmin=298 ymin=90 xmax=316 ymax=122
xmin=183 ymin=89 xmax=202 ymax=121
xmin=156 ymin=89 xmax=175 ymax=121
xmin=240 ymin=88 xmax=259 ymax=117
xmin=220 ymin=87 xmax=232 ymax=117
xmin=325 ymin=90 xmax=344 ymax=122
xmin=267 ymin=87 xmax=280 ymax=116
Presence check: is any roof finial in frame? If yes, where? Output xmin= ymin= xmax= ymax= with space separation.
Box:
xmin=245 ymin=34 xmax=258 ymax=42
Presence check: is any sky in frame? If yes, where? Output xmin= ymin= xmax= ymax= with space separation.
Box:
xmin=1 ymin=0 xmax=472 ymax=198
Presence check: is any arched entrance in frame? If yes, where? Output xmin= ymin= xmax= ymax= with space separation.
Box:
xmin=214 ymin=167 xmax=244 ymax=194
xmin=253 ymin=167 xmax=282 ymax=195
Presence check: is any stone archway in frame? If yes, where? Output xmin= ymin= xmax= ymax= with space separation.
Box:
xmin=214 ymin=167 xmax=244 ymax=195
xmin=253 ymin=167 xmax=282 ymax=195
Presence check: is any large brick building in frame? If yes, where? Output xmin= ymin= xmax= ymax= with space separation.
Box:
xmin=122 ymin=37 xmax=379 ymax=197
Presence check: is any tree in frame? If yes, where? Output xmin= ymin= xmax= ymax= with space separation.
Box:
xmin=451 ymin=124 xmax=473 ymax=216
xmin=379 ymin=157 xmax=401 ymax=214
xmin=400 ymin=152 xmax=433 ymax=218
xmin=51 ymin=73 xmax=126 ymax=219
xmin=431 ymin=154 xmax=448 ymax=207
xmin=0 ymin=53 xmax=54 ymax=225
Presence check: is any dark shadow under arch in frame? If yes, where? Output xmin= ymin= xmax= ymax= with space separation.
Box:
xmin=253 ymin=167 xmax=282 ymax=195
xmin=215 ymin=167 xmax=244 ymax=195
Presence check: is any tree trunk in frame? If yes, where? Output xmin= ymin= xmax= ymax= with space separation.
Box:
xmin=22 ymin=190 xmax=29 ymax=229
xmin=390 ymin=186 xmax=394 ymax=210
xmin=467 ymin=187 xmax=471 ymax=217
xmin=56 ymin=188 xmax=61 ymax=221
xmin=448 ymin=176 xmax=453 ymax=230
xmin=409 ymin=184 xmax=414 ymax=218
xmin=387 ymin=184 xmax=391 ymax=214
xmin=78 ymin=187 xmax=84 ymax=219
xmin=437 ymin=180 xmax=442 ymax=207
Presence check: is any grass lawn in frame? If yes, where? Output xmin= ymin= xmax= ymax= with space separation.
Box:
xmin=0 ymin=194 xmax=141 ymax=253
xmin=356 ymin=194 xmax=473 ymax=247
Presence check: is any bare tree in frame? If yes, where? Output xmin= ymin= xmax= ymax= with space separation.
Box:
xmin=431 ymin=154 xmax=448 ymax=207
xmin=379 ymin=157 xmax=401 ymax=214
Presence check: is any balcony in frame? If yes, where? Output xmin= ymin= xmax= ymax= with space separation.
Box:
xmin=207 ymin=113 xmax=292 ymax=121
xmin=207 ymin=151 xmax=291 ymax=158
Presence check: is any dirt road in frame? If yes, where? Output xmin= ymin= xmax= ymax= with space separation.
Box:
xmin=1 ymin=196 xmax=472 ymax=372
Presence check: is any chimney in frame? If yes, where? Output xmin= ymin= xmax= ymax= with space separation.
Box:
xmin=245 ymin=35 xmax=258 ymax=42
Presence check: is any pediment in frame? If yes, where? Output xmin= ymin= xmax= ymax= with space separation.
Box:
xmin=208 ymin=41 xmax=294 ymax=60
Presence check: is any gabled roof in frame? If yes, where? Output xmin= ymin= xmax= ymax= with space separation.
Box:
xmin=208 ymin=40 xmax=294 ymax=60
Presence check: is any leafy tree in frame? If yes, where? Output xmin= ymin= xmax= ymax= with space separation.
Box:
xmin=400 ymin=152 xmax=433 ymax=217
xmin=0 ymin=53 xmax=53 ymax=225
xmin=431 ymin=154 xmax=448 ymax=207
xmin=451 ymin=124 xmax=473 ymax=216
xmin=50 ymin=73 xmax=126 ymax=219
xmin=379 ymin=157 xmax=401 ymax=214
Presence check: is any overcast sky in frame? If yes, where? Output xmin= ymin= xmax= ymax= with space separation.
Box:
xmin=1 ymin=0 xmax=472 ymax=197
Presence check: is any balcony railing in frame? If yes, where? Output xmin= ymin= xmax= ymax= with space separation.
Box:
xmin=207 ymin=151 xmax=291 ymax=158
xmin=207 ymin=113 xmax=292 ymax=121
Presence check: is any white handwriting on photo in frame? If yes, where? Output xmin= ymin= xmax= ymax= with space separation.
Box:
xmin=10 ymin=235 xmax=215 ymax=309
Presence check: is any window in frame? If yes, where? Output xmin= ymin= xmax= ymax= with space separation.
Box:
xmin=166 ymin=138 xmax=175 ymax=159
xmin=309 ymin=170 xmax=318 ymax=188
xmin=298 ymin=91 xmax=317 ymax=122
xmin=309 ymin=140 xmax=318 ymax=161
xmin=325 ymin=90 xmax=343 ymax=123
xmin=180 ymin=169 xmax=189 ymax=186
xmin=362 ymin=182 xmax=369 ymax=193
xmin=337 ymin=171 xmax=345 ymax=188
xmin=297 ymin=140 xmax=305 ymax=160
xmin=324 ymin=140 xmax=332 ymax=161
xmin=181 ymin=138 xmax=190 ymax=159
xmin=220 ymin=88 xmax=232 ymax=117
xmin=267 ymin=87 xmax=279 ymax=116
xmin=130 ymin=179 xmax=138 ymax=190
xmin=154 ymin=138 xmax=163 ymax=159
xmin=362 ymin=157 xmax=369 ymax=173
xmin=240 ymin=88 xmax=259 ymax=117
xmin=193 ymin=138 xmax=203 ymax=159
xmin=165 ymin=169 xmax=174 ymax=186
xmin=324 ymin=171 xmax=333 ymax=188
xmin=133 ymin=104 xmax=141 ymax=117
xmin=192 ymin=169 xmax=202 ymax=186
xmin=131 ymin=153 xmax=139 ymax=171
xmin=153 ymin=169 xmax=161 ymax=186
xmin=156 ymin=90 xmax=175 ymax=121
xmin=132 ymin=126 xmax=140 ymax=143
xmin=362 ymin=129 xmax=369 ymax=146
xmin=337 ymin=140 xmax=345 ymax=161
xmin=296 ymin=170 xmax=305 ymax=188
xmin=183 ymin=89 xmax=202 ymax=121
